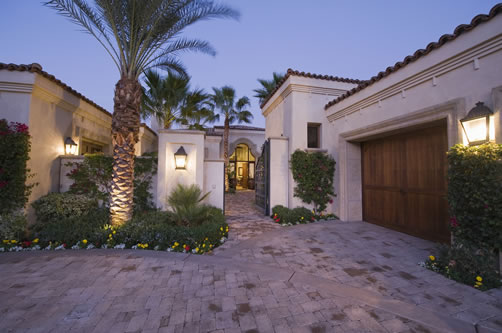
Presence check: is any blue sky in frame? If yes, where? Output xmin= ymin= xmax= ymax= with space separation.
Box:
xmin=1 ymin=1 xmax=499 ymax=128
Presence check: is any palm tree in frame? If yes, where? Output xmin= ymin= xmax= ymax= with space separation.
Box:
xmin=142 ymin=70 xmax=190 ymax=129
xmin=142 ymin=70 xmax=216 ymax=130
xmin=253 ymin=72 xmax=285 ymax=104
xmin=45 ymin=0 xmax=238 ymax=225
xmin=210 ymin=86 xmax=252 ymax=190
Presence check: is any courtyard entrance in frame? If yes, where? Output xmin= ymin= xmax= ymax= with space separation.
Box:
xmin=228 ymin=143 xmax=256 ymax=190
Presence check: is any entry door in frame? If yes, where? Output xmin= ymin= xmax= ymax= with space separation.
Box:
xmin=361 ymin=124 xmax=449 ymax=243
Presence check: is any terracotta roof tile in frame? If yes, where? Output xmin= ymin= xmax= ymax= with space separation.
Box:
xmin=324 ymin=3 xmax=502 ymax=110
xmin=260 ymin=69 xmax=365 ymax=109
xmin=0 ymin=62 xmax=112 ymax=118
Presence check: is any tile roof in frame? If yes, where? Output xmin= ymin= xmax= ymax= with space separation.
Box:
xmin=260 ymin=68 xmax=366 ymax=109
xmin=324 ymin=3 xmax=502 ymax=110
xmin=214 ymin=125 xmax=265 ymax=131
xmin=0 ymin=62 xmax=112 ymax=118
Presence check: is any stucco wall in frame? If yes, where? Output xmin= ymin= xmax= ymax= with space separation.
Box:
xmin=325 ymin=14 xmax=502 ymax=221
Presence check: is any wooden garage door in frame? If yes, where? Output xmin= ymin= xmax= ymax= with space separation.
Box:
xmin=362 ymin=124 xmax=449 ymax=243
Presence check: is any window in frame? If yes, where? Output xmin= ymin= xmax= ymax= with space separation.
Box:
xmin=307 ymin=123 xmax=321 ymax=148
xmin=81 ymin=140 xmax=104 ymax=154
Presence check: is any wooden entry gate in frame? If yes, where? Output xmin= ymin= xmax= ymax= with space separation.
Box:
xmin=361 ymin=123 xmax=450 ymax=243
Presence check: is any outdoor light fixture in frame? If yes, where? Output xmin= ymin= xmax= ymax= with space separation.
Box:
xmin=460 ymin=102 xmax=494 ymax=145
xmin=64 ymin=137 xmax=78 ymax=155
xmin=174 ymin=146 xmax=187 ymax=170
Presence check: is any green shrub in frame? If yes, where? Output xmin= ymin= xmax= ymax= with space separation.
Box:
xmin=290 ymin=150 xmax=336 ymax=214
xmin=32 ymin=193 xmax=98 ymax=224
xmin=66 ymin=152 xmax=158 ymax=212
xmin=447 ymin=143 xmax=502 ymax=252
xmin=0 ymin=211 xmax=27 ymax=240
xmin=425 ymin=244 xmax=501 ymax=291
xmin=0 ymin=119 xmax=36 ymax=214
xmin=271 ymin=205 xmax=316 ymax=225
xmin=33 ymin=207 xmax=109 ymax=246
xmin=166 ymin=184 xmax=216 ymax=227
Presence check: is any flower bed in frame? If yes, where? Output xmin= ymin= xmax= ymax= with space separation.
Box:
xmin=271 ymin=205 xmax=337 ymax=226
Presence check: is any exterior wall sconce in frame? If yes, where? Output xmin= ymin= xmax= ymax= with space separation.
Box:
xmin=174 ymin=146 xmax=187 ymax=170
xmin=64 ymin=137 xmax=78 ymax=155
xmin=460 ymin=102 xmax=494 ymax=146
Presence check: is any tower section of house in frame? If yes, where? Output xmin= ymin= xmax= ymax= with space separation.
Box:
xmin=261 ymin=69 xmax=362 ymax=211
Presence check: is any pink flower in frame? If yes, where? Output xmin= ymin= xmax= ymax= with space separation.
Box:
xmin=450 ymin=217 xmax=459 ymax=228
xmin=329 ymin=199 xmax=333 ymax=204
xmin=0 ymin=180 xmax=8 ymax=188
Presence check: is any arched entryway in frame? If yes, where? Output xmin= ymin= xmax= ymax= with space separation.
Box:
xmin=228 ymin=143 xmax=256 ymax=190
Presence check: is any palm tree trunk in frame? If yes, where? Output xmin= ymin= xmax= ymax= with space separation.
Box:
xmin=110 ymin=77 xmax=142 ymax=226
xmin=223 ymin=116 xmax=230 ymax=191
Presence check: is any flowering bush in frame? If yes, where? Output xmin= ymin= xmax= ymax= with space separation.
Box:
xmin=0 ymin=119 xmax=36 ymax=214
xmin=32 ymin=193 xmax=99 ymax=224
xmin=424 ymin=243 xmax=501 ymax=291
xmin=290 ymin=150 xmax=336 ymax=214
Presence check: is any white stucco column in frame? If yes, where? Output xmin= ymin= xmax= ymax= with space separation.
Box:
xmin=156 ymin=130 xmax=205 ymax=210
xmin=269 ymin=136 xmax=289 ymax=209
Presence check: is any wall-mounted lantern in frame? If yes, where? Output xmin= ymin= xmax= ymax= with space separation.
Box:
xmin=64 ymin=137 xmax=78 ymax=155
xmin=460 ymin=102 xmax=494 ymax=145
xmin=174 ymin=146 xmax=187 ymax=170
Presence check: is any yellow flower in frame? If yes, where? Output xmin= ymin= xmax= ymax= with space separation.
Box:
xmin=475 ymin=281 xmax=482 ymax=286
xmin=2 ymin=240 xmax=9 ymax=244
xmin=171 ymin=245 xmax=175 ymax=249
xmin=203 ymin=244 xmax=206 ymax=248
xmin=429 ymin=255 xmax=435 ymax=261
xmin=82 ymin=239 xmax=88 ymax=245
xmin=183 ymin=244 xmax=186 ymax=248
xmin=205 ymin=237 xmax=208 ymax=241
xmin=174 ymin=242 xmax=179 ymax=247
xmin=144 ymin=244 xmax=148 ymax=248
xmin=10 ymin=240 xmax=17 ymax=244
xmin=108 ymin=234 xmax=112 ymax=238
xmin=476 ymin=276 xmax=482 ymax=282
xmin=113 ymin=230 xmax=116 ymax=235
xmin=301 ymin=217 xmax=304 ymax=220
xmin=195 ymin=247 xmax=199 ymax=253
xmin=220 ymin=227 xmax=223 ymax=231
xmin=33 ymin=238 xmax=39 ymax=244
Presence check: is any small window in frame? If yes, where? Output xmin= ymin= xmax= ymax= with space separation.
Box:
xmin=307 ymin=124 xmax=321 ymax=148
xmin=81 ymin=140 xmax=104 ymax=154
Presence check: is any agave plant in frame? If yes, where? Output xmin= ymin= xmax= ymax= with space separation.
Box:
xmin=166 ymin=183 xmax=213 ymax=226
xmin=44 ymin=0 xmax=238 ymax=225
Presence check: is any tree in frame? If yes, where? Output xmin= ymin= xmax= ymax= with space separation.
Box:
xmin=210 ymin=86 xmax=252 ymax=190
xmin=45 ymin=0 xmax=238 ymax=225
xmin=253 ymin=72 xmax=285 ymax=104
xmin=142 ymin=70 xmax=216 ymax=130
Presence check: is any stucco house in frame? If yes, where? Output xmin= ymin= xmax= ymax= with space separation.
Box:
xmin=261 ymin=4 xmax=502 ymax=242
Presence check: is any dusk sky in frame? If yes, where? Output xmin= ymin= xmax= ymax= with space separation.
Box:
xmin=1 ymin=1 xmax=499 ymax=128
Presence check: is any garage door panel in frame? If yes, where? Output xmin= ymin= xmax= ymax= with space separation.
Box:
xmin=362 ymin=124 xmax=449 ymax=243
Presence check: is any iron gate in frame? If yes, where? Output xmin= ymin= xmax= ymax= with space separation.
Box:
xmin=255 ymin=139 xmax=270 ymax=215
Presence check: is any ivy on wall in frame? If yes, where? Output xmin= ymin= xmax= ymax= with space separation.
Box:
xmin=66 ymin=152 xmax=158 ymax=212
xmin=447 ymin=143 xmax=502 ymax=252
xmin=0 ymin=119 xmax=36 ymax=214
xmin=290 ymin=150 xmax=336 ymax=213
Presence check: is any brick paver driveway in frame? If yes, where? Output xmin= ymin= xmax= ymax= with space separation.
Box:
xmin=1 ymin=190 xmax=501 ymax=333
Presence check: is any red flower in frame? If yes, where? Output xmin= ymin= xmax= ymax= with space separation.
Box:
xmin=184 ymin=245 xmax=190 ymax=251
xmin=14 ymin=123 xmax=28 ymax=133
xmin=450 ymin=217 xmax=459 ymax=228
xmin=0 ymin=181 xmax=8 ymax=188
xmin=329 ymin=199 xmax=333 ymax=204
xmin=62 ymin=243 xmax=67 ymax=248
xmin=22 ymin=241 xmax=32 ymax=248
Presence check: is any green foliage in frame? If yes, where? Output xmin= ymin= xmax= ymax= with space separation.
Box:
xmin=253 ymin=72 xmax=285 ymax=104
xmin=290 ymin=150 xmax=336 ymax=213
xmin=31 ymin=193 xmax=98 ymax=224
xmin=33 ymin=207 xmax=109 ymax=246
xmin=425 ymin=244 xmax=501 ymax=291
xmin=447 ymin=143 xmax=502 ymax=252
xmin=0 ymin=211 xmax=27 ymax=240
xmin=66 ymin=153 xmax=158 ymax=212
xmin=0 ymin=119 xmax=36 ymax=214
xmin=167 ymin=184 xmax=220 ymax=227
xmin=271 ymin=205 xmax=315 ymax=225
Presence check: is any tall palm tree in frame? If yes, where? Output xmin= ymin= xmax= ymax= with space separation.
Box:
xmin=210 ymin=86 xmax=252 ymax=190
xmin=178 ymin=89 xmax=218 ymax=130
xmin=45 ymin=0 xmax=239 ymax=225
xmin=253 ymin=72 xmax=285 ymax=104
